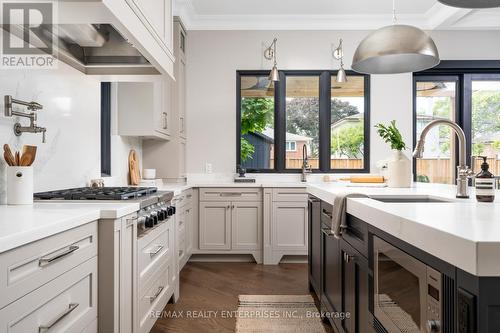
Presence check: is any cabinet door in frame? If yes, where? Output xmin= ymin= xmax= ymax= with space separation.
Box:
xmin=129 ymin=0 xmax=172 ymax=50
xmin=155 ymin=79 xmax=170 ymax=136
xmin=178 ymin=57 xmax=186 ymax=139
xmin=231 ymin=202 xmax=262 ymax=250
xmin=272 ymin=201 xmax=308 ymax=251
xmin=340 ymin=240 xmax=369 ymax=333
xmin=308 ymin=197 xmax=321 ymax=297
xmin=199 ymin=202 xmax=231 ymax=250
xmin=321 ymin=225 xmax=342 ymax=330
xmin=120 ymin=216 xmax=137 ymax=333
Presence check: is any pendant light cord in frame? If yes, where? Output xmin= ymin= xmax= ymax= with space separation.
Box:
xmin=392 ymin=0 xmax=398 ymax=24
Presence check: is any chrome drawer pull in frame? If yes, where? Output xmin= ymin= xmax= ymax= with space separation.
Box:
xmin=186 ymin=194 xmax=192 ymax=198
xmin=147 ymin=286 xmax=164 ymax=303
xmin=39 ymin=245 xmax=79 ymax=267
xmin=148 ymin=245 xmax=164 ymax=257
xmin=321 ymin=228 xmax=334 ymax=236
xmin=39 ymin=303 xmax=79 ymax=332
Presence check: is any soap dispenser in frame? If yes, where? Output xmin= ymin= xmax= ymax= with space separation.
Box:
xmin=475 ymin=156 xmax=495 ymax=202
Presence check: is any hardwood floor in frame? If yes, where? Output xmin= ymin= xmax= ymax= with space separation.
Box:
xmin=151 ymin=262 xmax=334 ymax=333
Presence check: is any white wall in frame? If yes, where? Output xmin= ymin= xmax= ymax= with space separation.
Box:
xmin=185 ymin=30 xmax=500 ymax=175
xmin=0 ymin=61 xmax=141 ymax=203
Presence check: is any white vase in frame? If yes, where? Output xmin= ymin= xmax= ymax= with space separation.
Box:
xmin=387 ymin=150 xmax=411 ymax=188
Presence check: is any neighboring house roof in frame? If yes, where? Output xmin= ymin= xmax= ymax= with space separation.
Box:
xmin=246 ymin=131 xmax=274 ymax=143
xmin=261 ymin=128 xmax=312 ymax=142
xmin=330 ymin=113 xmax=362 ymax=131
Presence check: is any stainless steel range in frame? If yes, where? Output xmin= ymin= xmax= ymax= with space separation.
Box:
xmin=34 ymin=186 xmax=175 ymax=232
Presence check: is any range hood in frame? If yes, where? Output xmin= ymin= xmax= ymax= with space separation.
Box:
xmin=4 ymin=23 xmax=160 ymax=75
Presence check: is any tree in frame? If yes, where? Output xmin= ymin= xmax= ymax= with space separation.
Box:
xmin=285 ymin=98 xmax=360 ymax=158
xmin=472 ymin=142 xmax=485 ymax=156
xmin=472 ymin=92 xmax=500 ymax=141
xmin=240 ymin=97 xmax=274 ymax=162
xmin=331 ymin=123 xmax=364 ymax=158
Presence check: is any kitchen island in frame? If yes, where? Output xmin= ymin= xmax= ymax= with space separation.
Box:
xmin=306 ymin=182 xmax=500 ymax=333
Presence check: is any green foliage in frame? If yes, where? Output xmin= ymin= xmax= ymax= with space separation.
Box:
xmin=492 ymin=141 xmax=500 ymax=151
xmin=375 ymin=120 xmax=407 ymax=151
xmin=240 ymin=98 xmax=274 ymax=162
xmin=472 ymin=91 xmax=500 ymax=142
xmin=417 ymin=175 xmax=430 ymax=183
xmin=331 ymin=123 xmax=364 ymax=158
xmin=472 ymin=142 xmax=485 ymax=156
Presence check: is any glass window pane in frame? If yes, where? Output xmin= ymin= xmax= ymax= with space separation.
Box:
xmin=415 ymin=81 xmax=457 ymax=184
xmin=331 ymin=76 xmax=365 ymax=170
xmin=285 ymin=76 xmax=320 ymax=169
xmin=471 ymin=81 xmax=500 ymax=175
xmin=240 ymin=76 xmax=275 ymax=170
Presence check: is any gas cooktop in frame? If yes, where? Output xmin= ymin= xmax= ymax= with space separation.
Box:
xmin=34 ymin=187 xmax=158 ymax=201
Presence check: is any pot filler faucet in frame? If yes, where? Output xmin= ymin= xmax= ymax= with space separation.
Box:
xmin=4 ymin=95 xmax=46 ymax=143
xmin=413 ymin=119 xmax=473 ymax=198
xmin=301 ymin=144 xmax=312 ymax=182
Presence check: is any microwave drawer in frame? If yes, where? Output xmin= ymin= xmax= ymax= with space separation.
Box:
xmin=0 ymin=256 xmax=97 ymax=333
xmin=0 ymin=221 xmax=98 ymax=309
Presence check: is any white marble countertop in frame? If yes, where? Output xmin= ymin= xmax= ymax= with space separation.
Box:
xmin=0 ymin=202 xmax=139 ymax=253
xmin=307 ymin=182 xmax=500 ymax=276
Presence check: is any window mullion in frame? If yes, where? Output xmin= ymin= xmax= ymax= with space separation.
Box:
xmin=319 ymin=71 xmax=331 ymax=172
xmin=275 ymin=71 xmax=286 ymax=172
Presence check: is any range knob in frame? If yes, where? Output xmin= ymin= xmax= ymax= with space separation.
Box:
xmin=427 ymin=320 xmax=440 ymax=333
xmin=145 ymin=215 xmax=154 ymax=228
xmin=151 ymin=211 xmax=158 ymax=225
xmin=157 ymin=209 xmax=165 ymax=221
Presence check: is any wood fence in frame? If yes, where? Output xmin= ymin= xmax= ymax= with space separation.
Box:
xmin=272 ymin=158 xmax=500 ymax=184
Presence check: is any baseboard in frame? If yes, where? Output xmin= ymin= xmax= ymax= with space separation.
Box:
xmin=189 ymin=254 xmax=258 ymax=263
xmin=279 ymin=255 xmax=308 ymax=263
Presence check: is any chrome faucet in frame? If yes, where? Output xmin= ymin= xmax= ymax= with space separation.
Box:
xmin=301 ymin=144 xmax=312 ymax=182
xmin=413 ymin=119 xmax=473 ymax=198
xmin=4 ymin=95 xmax=47 ymax=143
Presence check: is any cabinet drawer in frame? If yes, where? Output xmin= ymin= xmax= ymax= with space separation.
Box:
xmin=137 ymin=222 xmax=171 ymax=290
xmin=138 ymin=260 xmax=172 ymax=333
xmin=0 ymin=256 xmax=97 ymax=333
xmin=0 ymin=222 xmax=97 ymax=309
xmin=272 ymin=188 xmax=307 ymax=202
xmin=174 ymin=189 xmax=193 ymax=208
xmin=200 ymin=188 xmax=262 ymax=202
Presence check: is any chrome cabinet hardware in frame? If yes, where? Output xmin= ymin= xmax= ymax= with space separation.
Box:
xmin=162 ymin=112 xmax=168 ymax=129
xmin=39 ymin=245 xmax=79 ymax=266
xmin=343 ymin=252 xmax=355 ymax=263
xmin=38 ymin=303 xmax=79 ymax=332
xmin=322 ymin=209 xmax=333 ymax=219
xmin=186 ymin=194 xmax=192 ymax=198
xmin=147 ymin=286 xmax=164 ymax=303
xmin=321 ymin=228 xmax=334 ymax=236
xmin=148 ymin=245 xmax=164 ymax=257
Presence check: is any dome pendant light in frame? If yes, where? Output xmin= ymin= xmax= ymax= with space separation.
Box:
xmin=264 ymin=38 xmax=279 ymax=82
xmin=438 ymin=0 xmax=500 ymax=8
xmin=352 ymin=0 xmax=440 ymax=75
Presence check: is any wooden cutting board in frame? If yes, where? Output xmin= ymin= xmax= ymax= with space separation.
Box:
xmin=128 ymin=149 xmax=140 ymax=185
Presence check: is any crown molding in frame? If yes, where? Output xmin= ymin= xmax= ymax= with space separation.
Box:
xmin=173 ymin=0 xmax=499 ymax=31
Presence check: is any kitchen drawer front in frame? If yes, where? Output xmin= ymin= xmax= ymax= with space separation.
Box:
xmin=320 ymin=201 xmax=333 ymax=229
xmin=272 ymin=188 xmax=307 ymax=202
xmin=138 ymin=260 xmax=172 ymax=333
xmin=199 ymin=188 xmax=262 ymax=202
xmin=173 ymin=189 xmax=193 ymax=208
xmin=343 ymin=214 xmax=368 ymax=258
xmin=137 ymin=222 xmax=171 ymax=290
xmin=0 ymin=221 xmax=97 ymax=309
xmin=0 ymin=256 xmax=97 ymax=333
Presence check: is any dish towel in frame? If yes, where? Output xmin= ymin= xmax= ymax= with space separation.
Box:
xmin=331 ymin=192 xmax=369 ymax=239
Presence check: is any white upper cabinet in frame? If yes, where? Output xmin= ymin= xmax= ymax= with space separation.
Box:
xmin=126 ymin=0 xmax=173 ymax=53
xmin=116 ymin=80 xmax=171 ymax=140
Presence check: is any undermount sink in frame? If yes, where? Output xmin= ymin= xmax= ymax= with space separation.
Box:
xmin=370 ymin=195 xmax=453 ymax=203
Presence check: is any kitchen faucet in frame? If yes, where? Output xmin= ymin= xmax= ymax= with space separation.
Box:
xmin=301 ymin=144 xmax=312 ymax=182
xmin=4 ymin=95 xmax=47 ymax=143
xmin=413 ymin=119 xmax=473 ymax=198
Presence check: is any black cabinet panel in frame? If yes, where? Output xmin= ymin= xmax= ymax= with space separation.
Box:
xmin=321 ymin=223 xmax=342 ymax=320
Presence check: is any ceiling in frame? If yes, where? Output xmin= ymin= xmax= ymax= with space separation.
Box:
xmin=173 ymin=0 xmax=500 ymax=30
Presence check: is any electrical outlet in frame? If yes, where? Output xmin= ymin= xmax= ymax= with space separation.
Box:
xmin=205 ymin=163 xmax=213 ymax=174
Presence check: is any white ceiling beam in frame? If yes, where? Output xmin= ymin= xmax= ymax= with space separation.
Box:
xmin=425 ymin=3 xmax=473 ymax=30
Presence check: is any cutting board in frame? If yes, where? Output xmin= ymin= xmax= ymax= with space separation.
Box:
xmin=128 ymin=149 xmax=140 ymax=185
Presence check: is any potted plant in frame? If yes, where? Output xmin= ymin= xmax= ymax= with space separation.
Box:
xmin=375 ymin=120 xmax=411 ymax=187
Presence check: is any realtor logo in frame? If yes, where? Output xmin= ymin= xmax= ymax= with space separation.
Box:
xmin=1 ymin=1 xmax=57 ymax=68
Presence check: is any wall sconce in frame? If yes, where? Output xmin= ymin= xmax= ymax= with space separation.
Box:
xmin=333 ymin=39 xmax=347 ymax=83
xmin=264 ymin=38 xmax=279 ymax=82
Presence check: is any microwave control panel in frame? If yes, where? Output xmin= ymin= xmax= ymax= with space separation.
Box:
xmin=426 ymin=267 xmax=442 ymax=332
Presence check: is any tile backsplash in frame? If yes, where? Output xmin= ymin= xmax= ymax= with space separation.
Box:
xmin=0 ymin=62 xmax=141 ymax=203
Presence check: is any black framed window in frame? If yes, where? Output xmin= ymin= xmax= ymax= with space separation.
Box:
xmin=101 ymin=82 xmax=111 ymax=177
xmin=237 ymin=70 xmax=370 ymax=173
xmin=413 ymin=61 xmax=500 ymax=184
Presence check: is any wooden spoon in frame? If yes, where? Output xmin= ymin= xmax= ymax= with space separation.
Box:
xmin=3 ymin=144 xmax=15 ymax=166
xmin=15 ymin=151 xmax=20 ymax=166
xmin=21 ymin=145 xmax=37 ymax=166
